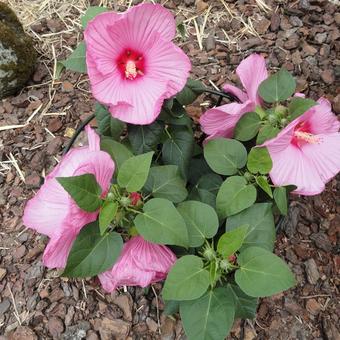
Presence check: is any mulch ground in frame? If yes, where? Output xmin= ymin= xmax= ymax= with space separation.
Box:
xmin=0 ymin=0 xmax=339 ymax=339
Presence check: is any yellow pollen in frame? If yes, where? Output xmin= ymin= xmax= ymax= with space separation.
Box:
xmin=294 ymin=131 xmax=321 ymax=144
xmin=125 ymin=60 xmax=137 ymax=80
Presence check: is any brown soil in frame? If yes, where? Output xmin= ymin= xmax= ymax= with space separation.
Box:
xmin=0 ymin=0 xmax=339 ymax=339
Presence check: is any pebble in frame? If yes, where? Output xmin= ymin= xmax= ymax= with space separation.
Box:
xmin=320 ymin=70 xmax=334 ymax=85
xmin=46 ymin=136 xmax=63 ymax=155
xmin=13 ymin=244 xmax=26 ymax=260
xmin=304 ymin=259 xmax=320 ymax=284
xmin=93 ymin=317 xmax=131 ymax=340
xmin=289 ymin=16 xmax=303 ymax=27
xmin=0 ymin=299 xmax=10 ymax=315
xmin=25 ymin=172 xmax=42 ymax=189
xmin=48 ymin=118 xmax=63 ymax=133
xmin=8 ymin=326 xmax=38 ymax=340
xmin=113 ymin=294 xmax=133 ymax=321
xmin=302 ymin=43 xmax=317 ymax=56
xmin=146 ymin=317 xmax=158 ymax=333
xmin=270 ymin=13 xmax=280 ymax=32
xmin=0 ymin=268 xmax=7 ymax=281
xmin=48 ymin=316 xmax=65 ymax=338
xmin=310 ymin=232 xmax=333 ymax=251
xmin=239 ymin=37 xmax=262 ymax=50
xmin=205 ymin=31 xmax=216 ymax=52
xmin=315 ymin=32 xmax=328 ymax=44
xmin=306 ymin=299 xmax=321 ymax=315
xmin=62 ymin=321 xmax=90 ymax=340
xmin=61 ymin=81 xmax=74 ymax=93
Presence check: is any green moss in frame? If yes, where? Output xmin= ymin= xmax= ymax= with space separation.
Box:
xmin=0 ymin=2 xmax=37 ymax=99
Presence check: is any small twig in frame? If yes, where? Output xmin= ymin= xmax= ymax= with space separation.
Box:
xmin=7 ymin=284 xmax=21 ymax=325
xmin=300 ymin=294 xmax=331 ymax=299
xmin=151 ymin=285 xmax=161 ymax=334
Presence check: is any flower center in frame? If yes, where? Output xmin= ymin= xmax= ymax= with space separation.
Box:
xmin=294 ymin=131 xmax=320 ymax=144
xmin=292 ymin=122 xmax=321 ymax=146
xmin=117 ymin=49 xmax=145 ymax=80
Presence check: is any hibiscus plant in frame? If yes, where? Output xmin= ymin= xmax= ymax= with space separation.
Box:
xmin=24 ymin=4 xmax=340 ymax=340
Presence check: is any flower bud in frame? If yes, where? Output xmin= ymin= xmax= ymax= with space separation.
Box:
xmin=244 ymin=171 xmax=254 ymax=182
xmin=203 ymin=247 xmax=215 ymax=261
xmin=120 ymin=196 xmax=131 ymax=207
xmin=106 ymin=192 xmax=115 ymax=201
xmin=219 ymin=259 xmax=230 ymax=271
xmin=268 ymin=114 xmax=277 ymax=124
xmin=275 ymin=105 xmax=287 ymax=117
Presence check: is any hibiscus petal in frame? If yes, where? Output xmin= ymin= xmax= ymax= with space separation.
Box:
xmin=85 ymin=125 xmax=100 ymax=152
xmin=301 ymin=133 xmax=340 ymax=186
xmin=42 ymin=228 xmax=78 ymax=268
xmin=236 ymin=54 xmax=268 ymax=104
xmin=200 ymin=101 xmax=254 ymax=138
xmin=223 ymin=84 xmax=248 ymax=103
xmin=307 ymin=98 xmax=340 ymax=135
xmin=146 ymin=37 xmax=191 ymax=98
xmin=98 ymin=236 xmax=176 ymax=292
xmin=126 ymin=3 xmax=176 ymax=41
xmin=84 ymin=12 xmax=122 ymax=76
xmin=23 ymin=179 xmax=69 ymax=238
xmin=268 ymin=143 xmax=325 ymax=195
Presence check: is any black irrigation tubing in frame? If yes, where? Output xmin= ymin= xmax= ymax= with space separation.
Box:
xmin=62 ymin=113 xmax=96 ymax=156
xmin=62 ymin=88 xmax=240 ymax=155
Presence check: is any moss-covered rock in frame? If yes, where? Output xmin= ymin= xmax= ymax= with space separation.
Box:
xmin=0 ymin=2 xmax=36 ymax=99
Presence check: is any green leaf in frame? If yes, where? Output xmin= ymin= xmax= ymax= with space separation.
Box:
xmin=189 ymin=173 xmax=223 ymax=208
xmin=162 ymin=126 xmax=194 ymax=179
xmin=100 ymin=137 xmax=133 ymax=172
xmin=226 ymin=203 xmax=275 ymax=251
xmin=158 ymin=109 xmax=192 ymax=127
xmin=180 ymin=287 xmax=235 ymax=340
xmin=204 ymin=138 xmax=247 ymax=176
xmin=134 ymin=198 xmax=188 ymax=247
xmin=247 ymin=147 xmax=272 ymax=174
xmin=256 ymin=176 xmax=273 ymax=198
xmin=63 ymin=221 xmax=123 ymax=277
xmin=117 ymin=152 xmax=154 ymax=192
xmin=99 ymin=201 xmax=118 ymax=235
xmin=143 ymin=165 xmax=187 ymax=203
xmin=288 ymin=97 xmax=316 ymax=120
xmin=256 ymin=124 xmax=279 ymax=144
xmin=235 ymin=246 xmax=296 ymax=297
xmin=60 ymin=42 xmax=87 ymax=73
xmin=226 ymin=284 xmax=258 ymax=319
xmin=164 ymin=300 xmax=180 ymax=316
xmin=81 ymin=6 xmax=108 ymax=28
xmin=258 ymin=68 xmax=296 ymax=103
xmin=217 ymin=225 xmax=249 ymax=257
xmin=177 ymin=201 xmax=219 ymax=247
xmin=216 ymin=176 xmax=257 ymax=218
xmin=95 ymin=103 xmax=125 ymax=139
xmin=176 ymin=79 xmax=206 ymax=106
xmin=57 ymin=174 xmax=101 ymax=212
xmin=128 ymin=121 xmax=164 ymax=154
xmin=234 ymin=112 xmax=262 ymax=141
xmin=273 ymin=187 xmax=288 ymax=215
xmin=163 ymin=255 xmax=210 ymax=301
xmin=187 ymin=158 xmax=212 ymax=185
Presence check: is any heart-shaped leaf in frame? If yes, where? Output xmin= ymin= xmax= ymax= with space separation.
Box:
xmin=235 ymin=246 xmax=296 ymax=297
xmin=134 ymin=198 xmax=188 ymax=247
xmin=216 ymin=176 xmax=257 ymax=218
xmin=63 ymin=221 xmax=123 ymax=277
xmin=163 ymin=255 xmax=210 ymax=301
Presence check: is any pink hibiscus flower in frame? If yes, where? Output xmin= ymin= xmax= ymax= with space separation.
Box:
xmin=23 ymin=127 xmax=115 ymax=268
xmin=99 ymin=236 xmax=176 ymax=292
xmin=84 ymin=3 xmax=191 ymax=125
xmin=261 ymin=98 xmax=340 ymax=195
xmin=200 ymin=53 xmax=268 ymax=139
